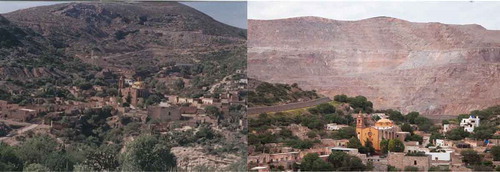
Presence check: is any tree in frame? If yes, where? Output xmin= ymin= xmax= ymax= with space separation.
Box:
xmin=491 ymin=146 xmax=500 ymax=161
xmin=364 ymin=139 xmax=375 ymax=155
xmin=205 ymin=106 xmax=222 ymax=117
xmin=337 ymin=155 xmax=366 ymax=171
xmin=82 ymin=145 xmax=120 ymax=171
xmin=387 ymin=109 xmax=405 ymax=122
xmin=405 ymin=112 xmax=420 ymax=124
xmin=312 ymin=103 xmax=336 ymax=114
xmin=121 ymin=135 xmax=176 ymax=171
xmin=414 ymin=116 xmax=433 ymax=132
xmin=174 ymin=79 xmax=185 ymax=90
xmin=388 ymin=139 xmax=405 ymax=152
xmin=300 ymin=153 xmax=333 ymax=171
xmin=460 ymin=149 xmax=481 ymax=166
xmin=144 ymin=94 xmax=161 ymax=106
xmin=43 ymin=151 xmax=75 ymax=171
xmin=401 ymin=123 xmax=413 ymax=133
xmin=380 ymin=139 xmax=389 ymax=154
xmin=347 ymin=137 xmax=362 ymax=149
xmin=301 ymin=115 xmax=325 ymax=130
xmin=430 ymin=132 xmax=444 ymax=141
xmin=307 ymin=131 xmax=317 ymax=139
xmin=472 ymin=126 xmax=495 ymax=140
xmin=347 ymin=96 xmax=373 ymax=113
xmin=0 ymin=122 xmax=12 ymax=137
xmin=0 ymin=143 xmax=23 ymax=171
xmin=333 ymin=94 xmax=348 ymax=102
xmin=327 ymin=151 xmax=349 ymax=169
xmin=446 ymin=128 xmax=469 ymax=140
xmin=17 ymin=135 xmax=58 ymax=164
xmin=405 ymin=134 xmax=423 ymax=144
xmin=331 ymin=127 xmax=356 ymax=139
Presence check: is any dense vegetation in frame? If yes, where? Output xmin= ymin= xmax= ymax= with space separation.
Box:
xmin=297 ymin=152 xmax=371 ymax=171
xmin=445 ymin=105 xmax=500 ymax=141
xmin=460 ymin=149 xmax=496 ymax=171
xmin=0 ymin=135 xmax=176 ymax=171
xmin=248 ymin=82 xmax=319 ymax=107
xmin=249 ymin=102 xmax=359 ymax=154
xmin=334 ymin=94 xmax=373 ymax=113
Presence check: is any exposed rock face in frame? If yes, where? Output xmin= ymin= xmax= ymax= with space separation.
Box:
xmin=4 ymin=2 xmax=246 ymax=70
xmin=248 ymin=16 xmax=500 ymax=115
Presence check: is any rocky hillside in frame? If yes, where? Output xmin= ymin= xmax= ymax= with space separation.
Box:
xmin=4 ymin=2 xmax=246 ymax=72
xmin=0 ymin=14 xmax=83 ymax=80
xmin=248 ymin=16 xmax=500 ymax=115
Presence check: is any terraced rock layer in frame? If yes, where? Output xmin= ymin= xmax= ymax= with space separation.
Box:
xmin=248 ymin=17 xmax=500 ymax=115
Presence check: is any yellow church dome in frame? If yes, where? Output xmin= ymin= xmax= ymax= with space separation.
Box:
xmin=375 ymin=118 xmax=394 ymax=127
xmin=132 ymin=81 xmax=144 ymax=89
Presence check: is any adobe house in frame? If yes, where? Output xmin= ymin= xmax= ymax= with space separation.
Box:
xmin=147 ymin=105 xmax=181 ymax=122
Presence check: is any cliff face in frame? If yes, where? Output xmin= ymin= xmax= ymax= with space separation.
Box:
xmin=248 ymin=16 xmax=500 ymax=115
xmin=4 ymin=2 xmax=246 ymax=70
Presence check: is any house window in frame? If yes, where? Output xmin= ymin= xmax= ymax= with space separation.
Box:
xmin=414 ymin=160 xmax=417 ymax=165
xmin=168 ymin=112 xmax=171 ymax=116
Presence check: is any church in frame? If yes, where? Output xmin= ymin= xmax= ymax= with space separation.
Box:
xmin=355 ymin=112 xmax=408 ymax=151
xmin=118 ymin=76 xmax=149 ymax=107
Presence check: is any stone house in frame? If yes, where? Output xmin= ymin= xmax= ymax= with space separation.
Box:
xmin=387 ymin=152 xmax=431 ymax=171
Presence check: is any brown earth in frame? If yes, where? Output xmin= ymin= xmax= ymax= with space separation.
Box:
xmin=248 ymin=16 xmax=500 ymax=116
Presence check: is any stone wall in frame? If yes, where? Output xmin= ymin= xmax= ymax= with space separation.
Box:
xmin=388 ymin=152 xmax=431 ymax=171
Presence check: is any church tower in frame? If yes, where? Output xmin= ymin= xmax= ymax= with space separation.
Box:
xmin=118 ymin=76 xmax=125 ymax=90
xmin=356 ymin=111 xmax=365 ymax=128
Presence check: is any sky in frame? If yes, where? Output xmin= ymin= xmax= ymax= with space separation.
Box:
xmin=0 ymin=1 xmax=247 ymax=29
xmin=249 ymin=1 xmax=500 ymax=30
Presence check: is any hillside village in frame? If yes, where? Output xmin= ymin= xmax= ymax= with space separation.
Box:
xmin=0 ymin=2 xmax=249 ymax=171
xmin=248 ymin=88 xmax=500 ymax=171
xmin=0 ymin=65 xmax=248 ymax=170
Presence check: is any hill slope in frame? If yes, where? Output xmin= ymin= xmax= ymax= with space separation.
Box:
xmin=4 ymin=2 xmax=246 ymax=72
xmin=0 ymin=14 xmax=91 ymax=80
xmin=248 ymin=16 xmax=500 ymax=115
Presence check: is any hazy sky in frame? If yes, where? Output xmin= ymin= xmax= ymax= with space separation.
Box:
xmin=249 ymin=1 xmax=500 ymax=30
xmin=0 ymin=1 xmax=247 ymax=29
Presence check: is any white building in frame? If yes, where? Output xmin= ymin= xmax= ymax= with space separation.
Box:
xmin=426 ymin=150 xmax=452 ymax=161
xmin=407 ymin=147 xmax=453 ymax=162
xmin=124 ymin=79 xmax=134 ymax=86
xmin=325 ymin=123 xmax=348 ymax=131
xmin=201 ymin=98 xmax=214 ymax=104
xmin=460 ymin=115 xmax=480 ymax=133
